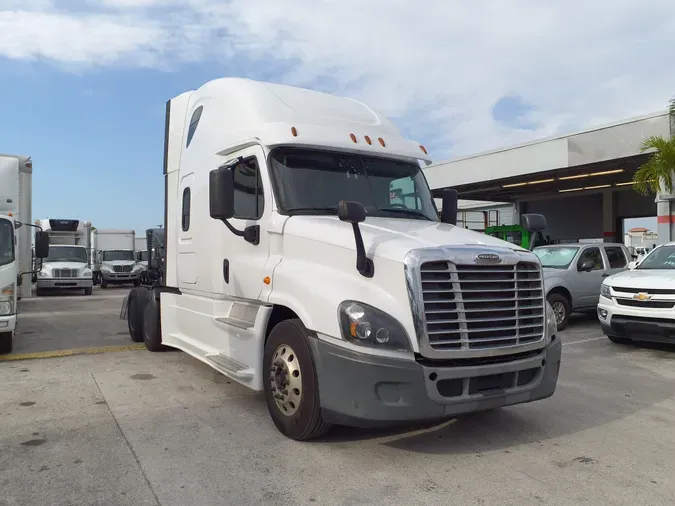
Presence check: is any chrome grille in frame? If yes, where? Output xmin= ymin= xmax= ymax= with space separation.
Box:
xmin=53 ymin=268 xmax=79 ymax=278
xmin=113 ymin=265 xmax=133 ymax=273
xmin=420 ymin=261 xmax=545 ymax=351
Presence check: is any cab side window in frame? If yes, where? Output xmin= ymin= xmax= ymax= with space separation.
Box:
xmin=604 ymin=246 xmax=627 ymax=269
xmin=181 ymin=188 xmax=191 ymax=231
xmin=578 ymin=247 xmax=603 ymax=270
xmin=233 ymin=157 xmax=264 ymax=220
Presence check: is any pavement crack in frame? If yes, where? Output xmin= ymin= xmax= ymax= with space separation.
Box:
xmin=91 ymin=371 xmax=162 ymax=506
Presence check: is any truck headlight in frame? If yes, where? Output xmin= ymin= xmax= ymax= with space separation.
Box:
xmin=38 ymin=270 xmax=50 ymax=278
xmin=600 ymin=283 xmax=611 ymax=298
xmin=338 ymin=301 xmax=411 ymax=351
xmin=101 ymin=266 xmax=112 ymax=273
xmin=83 ymin=269 xmax=92 ymax=277
xmin=0 ymin=284 xmax=15 ymax=315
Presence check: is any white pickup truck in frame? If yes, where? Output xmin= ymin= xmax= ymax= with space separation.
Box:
xmin=598 ymin=242 xmax=675 ymax=345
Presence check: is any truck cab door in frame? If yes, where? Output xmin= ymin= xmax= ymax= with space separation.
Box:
xmin=219 ymin=145 xmax=271 ymax=302
xmin=574 ymin=246 xmax=606 ymax=307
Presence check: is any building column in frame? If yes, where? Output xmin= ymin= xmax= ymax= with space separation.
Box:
xmin=512 ymin=201 xmax=523 ymax=227
xmin=602 ymin=189 xmax=616 ymax=242
xmin=656 ymin=196 xmax=673 ymax=243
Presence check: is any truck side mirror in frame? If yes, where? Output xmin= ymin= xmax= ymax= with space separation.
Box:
xmin=209 ymin=166 xmax=236 ymax=221
xmin=34 ymin=231 xmax=50 ymax=259
xmin=521 ymin=213 xmax=546 ymax=232
xmin=579 ymin=260 xmax=594 ymax=272
xmin=338 ymin=200 xmax=373 ymax=278
xmin=338 ymin=200 xmax=366 ymax=224
xmin=440 ymin=189 xmax=458 ymax=225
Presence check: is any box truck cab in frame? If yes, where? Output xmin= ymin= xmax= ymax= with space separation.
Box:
xmin=36 ymin=219 xmax=93 ymax=296
xmin=91 ymin=229 xmax=142 ymax=288
xmin=122 ymin=78 xmax=560 ymax=440
xmin=0 ymin=215 xmax=49 ymax=353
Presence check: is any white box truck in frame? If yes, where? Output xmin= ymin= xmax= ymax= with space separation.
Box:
xmin=36 ymin=219 xmax=93 ymax=296
xmin=91 ymin=229 xmax=142 ymax=288
xmin=0 ymin=154 xmax=50 ymax=353
xmin=121 ymin=78 xmax=560 ymax=440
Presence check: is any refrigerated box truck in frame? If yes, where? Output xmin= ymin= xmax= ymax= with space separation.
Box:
xmin=91 ymin=229 xmax=142 ymax=288
xmin=122 ymin=77 xmax=560 ymax=440
xmin=36 ymin=219 xmax=93 ymax=296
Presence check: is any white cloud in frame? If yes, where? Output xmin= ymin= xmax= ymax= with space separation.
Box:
xmin=1 ymin=0 xmax=674 ymax=159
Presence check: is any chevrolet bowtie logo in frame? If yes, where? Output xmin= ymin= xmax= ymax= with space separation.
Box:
xmin=633 ymin=292 xmax=652 ymax=301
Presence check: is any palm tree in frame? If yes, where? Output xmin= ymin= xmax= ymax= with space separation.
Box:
xmin=632 ymin=98 xmax=675 ymax=195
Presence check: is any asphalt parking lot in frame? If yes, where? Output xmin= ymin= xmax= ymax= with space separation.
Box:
xmin=1 ymin=291 xmax=674 ymax=506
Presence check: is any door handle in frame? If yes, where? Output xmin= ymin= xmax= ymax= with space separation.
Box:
xmin=602 ymin=273 xmax=609 ymax=277
xmin=223 ymin=259 xmax=230 ymax=284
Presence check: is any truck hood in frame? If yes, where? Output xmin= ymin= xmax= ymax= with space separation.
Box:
xmin=43 ymin=261 xmax=88 ymax=269
xmin=102 ymin=260 xmax=136 ymax=267
xmin=283 ymin=216 xmax=525 ymax=262
xmin=606 ymin=268 xmax=675 ymax=289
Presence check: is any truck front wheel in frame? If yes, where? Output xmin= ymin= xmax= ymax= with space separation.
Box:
xmin=0 ymin=332 xmax=12 ymax=354
xmin=263 ymin=319 xmax=331 ymax=441
xmin=547 ymin=293 xmax=571 ymax=331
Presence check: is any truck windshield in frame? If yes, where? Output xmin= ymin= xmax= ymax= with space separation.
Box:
xmin=102 ymin=250 xmax=135 ymax=261
xmin=46 ymin=246 xmax=87 ymax=263
xmin=533 ymin=246 xmax=580 ymax=269
xmin=636 ymin=245 xmax=675 ymax=269
xmin=269 ymin=147 xmax=439 ymax=221
xmin=0 ymin=219 xmax=15 ymax=267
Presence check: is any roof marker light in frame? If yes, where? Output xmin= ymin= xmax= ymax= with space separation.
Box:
xmin=291 ymin=127 xmax=298 ymax=137
xmin=350 ymin=133 xmax=357 ymax=143
xmin=365 ymin=135 xmax=372 ymax=145
xmin=420 ymin=145 xmax=428 ymax=155
xmin=378 ymin=137 xmax=385 ymax=147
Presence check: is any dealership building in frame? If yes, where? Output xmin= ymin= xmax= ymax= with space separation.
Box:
xmin=424 ymin=110 xmax=673 ymax=244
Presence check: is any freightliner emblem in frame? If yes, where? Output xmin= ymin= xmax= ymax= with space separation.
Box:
xmin=633 ymin=292 xmax=652 ymax=301
xmin=475 ymin=253 xmax=501 ymax=262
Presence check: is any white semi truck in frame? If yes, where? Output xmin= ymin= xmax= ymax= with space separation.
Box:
xmin=0 ymin=154 xmax=49 ymax=353
xmin=36 ymin=219 xmax=93 ymax=296
xmin=91 ymin=229 xmax=142 ymax=288
xmin=122 ymin=78 xmax=560 ymax=440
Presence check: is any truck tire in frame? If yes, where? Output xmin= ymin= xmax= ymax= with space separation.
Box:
xmin=84 ymin=287 xmax=93 ymax=296
xmin=36 ymin=287 xmax=45 ymax=297
xmin=127 ymin=287 xmax=151 ymax=343
xmin=263 ymin=319 xmax=331 ymax=441
xmin=133 ymin=279 xmax=141 ymax=287
xmin=547 ymin=293 xmax=571 ymax=331
xmin=0 ymin=332 xmax=12 ymax=354
xmin=142 ymin=297 xmax=166 ymax=352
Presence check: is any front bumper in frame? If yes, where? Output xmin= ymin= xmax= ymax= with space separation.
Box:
xmin=37 ymin=278 xmax=93 ymax=289
xmin=598 ymin=298 xmax=675 ymax=344
xmin=0 ymin=314 xmax=16 ymax=333
xmin=310 ymin=336 xmax=562 ymax=428
xmin=101 ymin=271 xmax=141 ymax=282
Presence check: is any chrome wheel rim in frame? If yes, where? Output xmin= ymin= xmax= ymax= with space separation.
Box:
xmin=269 ymin=344 xmax=302 ymax=416
xmin=552 ymin=301 xmax=566 ymax=325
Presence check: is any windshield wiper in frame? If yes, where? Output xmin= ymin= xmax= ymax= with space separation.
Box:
xmin=378 ymin=208 xmax=432 ymax=220
xmin=287 ymin=207 xmax=338 ymax=216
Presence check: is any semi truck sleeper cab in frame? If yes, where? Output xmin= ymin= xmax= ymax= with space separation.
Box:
xmin=122 ymin=77 xmax=561 ymax=440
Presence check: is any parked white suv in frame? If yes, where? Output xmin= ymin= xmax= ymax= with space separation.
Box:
xmin=598 ymin=242 xmax=675 ymax=345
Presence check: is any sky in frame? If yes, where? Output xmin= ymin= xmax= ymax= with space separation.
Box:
xmin=1 ymin=0 xmax=674 ymax=235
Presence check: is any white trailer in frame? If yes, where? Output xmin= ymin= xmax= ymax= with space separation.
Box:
xmin=122 ymin=78 xmax=559 ymax=440
xmin=36 ymin=219 xmax=93 ymax=296
xmin=134 ymin=235 xmax=148 ymax=269
xmin=91 ymin=229 xmax=141 ymax=288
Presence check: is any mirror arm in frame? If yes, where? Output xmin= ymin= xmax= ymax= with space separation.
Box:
xmin=351 ymin=223 xmax=374 ymax=278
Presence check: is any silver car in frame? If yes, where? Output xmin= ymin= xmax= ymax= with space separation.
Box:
xmin=533 ymin=243 xmax=632 ymax=330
